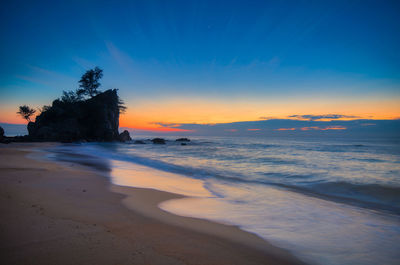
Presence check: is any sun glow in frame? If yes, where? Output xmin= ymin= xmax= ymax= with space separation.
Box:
xmin=118 ymin=97 xmax=400 ymax=131
xmin=2 ymin=95 xmax=399 ymax=132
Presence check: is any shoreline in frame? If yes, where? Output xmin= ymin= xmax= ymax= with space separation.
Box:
xmin=0 ymin=143 xmax=305 ymax=265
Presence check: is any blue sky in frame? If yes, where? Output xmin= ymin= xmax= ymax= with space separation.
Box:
xmin=0 ymin=0 xmax=399 ymax=132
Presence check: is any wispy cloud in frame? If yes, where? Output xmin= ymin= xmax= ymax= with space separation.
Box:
xmin=247 ymin=128 xmax=261 ymax=131
xmin=289 ymin=114 xmax=359 ymax=121
xmin=105 ymin=41 xmax=138 ymax=76
xmin=149 ymin=122 xmax=195 ymax=132
xmin=153 ymin=122 xmax=182 ymax=128
xmin=322 ymin=126 xmax=347 ymax=130
xmin=300 ymin=126 xmax=319 ymax=131
xmin=275 ymin=128 xmax=296 ymax=131
xmin=361 ymin=123 xmax=376 ymax=126
xmin=15 ymin=75 xmax=53 ymax=87
xmin=267 ymin=56 xmax=280 ymax=67
xmin=259 ymin=116 xmax=278 ymax=120
xmin=72 ymin=56 xmax=95 ymax=69
xmin=16 ymin=65 xmax=75 ymax=88
xmin=300 ymin=126 xmax=346 ymax=131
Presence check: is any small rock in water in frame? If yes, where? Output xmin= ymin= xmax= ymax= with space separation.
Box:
xmin=134 ymin=140 xmax=146 ymax=144
xmin=181 ymin=143 xmax=187 ymax=146
xmin=119 ymin=130 xmax=132 ymax=142
xmin=176 ymin=138 xmax=190 ymax=142
xmin=151 ymin=138 xmax=166 ymax=144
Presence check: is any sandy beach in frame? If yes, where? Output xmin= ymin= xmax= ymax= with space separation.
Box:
xmin=0 ymin=143 xmax=304 ymax=265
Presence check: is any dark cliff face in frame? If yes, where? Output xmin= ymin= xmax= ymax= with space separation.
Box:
xmin=28 ymin=89 xmax=120 ymax=142
xmin=0 ymin=126 xmax=4 ymax=141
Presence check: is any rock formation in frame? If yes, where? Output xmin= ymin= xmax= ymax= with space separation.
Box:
xmin=119 ymin=130 xmax=132 ymax=142
xmin=28 ymin=89 xmax=121 ymax=142
xmin=151 ymin=138 xmax=166 ymax=144
xmin=0 ymin=126 xmax=4 ymax=142
xmin=176 ymin=138 xmax=190 ymax=142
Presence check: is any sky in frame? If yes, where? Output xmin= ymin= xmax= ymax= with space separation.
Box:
xmin=0 ymin=0 xmax=399 ymax=135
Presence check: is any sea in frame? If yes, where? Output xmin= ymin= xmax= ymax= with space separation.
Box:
xmin=45 ymin=135 xmax=400 ymax=265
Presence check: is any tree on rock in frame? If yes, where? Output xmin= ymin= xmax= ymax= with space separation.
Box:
xmin=61 ymin=90 xmax=82 ymax=103
xmin=17 ymin=105 xmax=36 ymax=122
xmin=77 ymin=67 xmax=103 ymax=98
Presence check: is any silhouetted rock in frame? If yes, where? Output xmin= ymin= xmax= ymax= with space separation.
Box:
xmin=1 ymin=135 xmax=30 ymax=144
xmin=28 ymin=89 xmax=121 ymax=142
xmin=27 ymin=122 xmax=35 ymax=136
xmin=119 ymin=130 xmax=132 ymax=142
xmin=176 ymin=138 xmax=190 ymax=142
xmin=134 ymin=140 xmax=146 ymax=144
xmin=0 ymin=126 xmax=4 ymax=141
xmin=181 ymin=143 xmax=187 ymax=146
xmin=151 ymin=138 xmax=166 ymax=144
xmin=0 ymin=126 xmax=7 ymax=144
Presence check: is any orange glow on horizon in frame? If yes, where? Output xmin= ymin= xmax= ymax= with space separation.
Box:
xmin=0 ymin=108 xmax=28 ymax=124
xmin=1 ymin=97 xmax=399 ymax=132
xmin=125 ymin=126 xmax=194 ymax=132
xmin=117 ymin=97 xmax=399 ymax=131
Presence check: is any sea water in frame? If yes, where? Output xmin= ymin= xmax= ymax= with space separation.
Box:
xmin=48 ymin=136 xmax=400 ymax=265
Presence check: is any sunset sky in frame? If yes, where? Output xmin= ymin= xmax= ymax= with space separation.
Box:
xmin=1 ymin=0 xmax=399 ymax=133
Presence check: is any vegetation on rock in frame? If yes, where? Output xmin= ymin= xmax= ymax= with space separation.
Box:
xmin=22 ymin=67 xmax=127 ymax=142
xmin=17 ymin=105 xmax=36 ymax=122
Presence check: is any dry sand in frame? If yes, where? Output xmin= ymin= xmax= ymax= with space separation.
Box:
xmin=0 ymin=143 xmax=305 ymax=265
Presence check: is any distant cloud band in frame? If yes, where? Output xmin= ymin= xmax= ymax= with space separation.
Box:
xmin=288 ymin=114 xmax=359 ymax=121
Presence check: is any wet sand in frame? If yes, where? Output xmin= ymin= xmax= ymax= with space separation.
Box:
xmin=0 ymin=143 xmax=304 ymax=265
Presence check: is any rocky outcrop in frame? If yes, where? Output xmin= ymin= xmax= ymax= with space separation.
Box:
xmin=176 ymin=138 xmax=190 ymax=142
xmin=151 ymin=138 xmax=166 ymax=144
xmin=119 ymin=130 xmax=132 ymax=142
xmin=28 ymin=89 xmax=121 ymax=142
xmin=0 ymin=126 xmax=4 ymax=142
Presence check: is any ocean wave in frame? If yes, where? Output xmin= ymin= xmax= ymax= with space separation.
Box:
xmin=251 ymin=157 xmax=299 ymax=165
xmin=47 ymin=142 xmax=400 ymax=215
xmin=309 ymin=181 xmax=400 ymax=204
xmin=260 ymin=172 xmax=312 ymax=179
xmin=278 ymin=182 xmax=400 ymax=214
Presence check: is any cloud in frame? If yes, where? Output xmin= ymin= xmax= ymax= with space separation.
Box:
xmin=16 ymin=65 xmax=75 ymax=88
xmin=72 ymin=56 xmax=96 ymax=69
xmin=123 ymin=118 xmax=398 ymax=137
xmin=321 ymin=126 xmax=347 ymax=130
xmin=300 ymin=126 xmax=319 ymax=131
xmin=153 ymin=122 xmax=182 ymax=128
xmin=267 ymin=56 xmax=280 ymax=67
xmin=259 ymin=116 xmax=277 ymax=120
xmin=105 ymin=41 xmax=138 ymax=75
xmin=148 ymin=122 xmax=195 ymax=132
xmin=288 ymin=114 xmax=359 ymax=121
xmin=361 ymin=123 xmax=376 ymax=126
xmin=15 ymin=75 xmax=53 ymax=87
xmin=300 ymin=126 xmax=346 ymax=131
